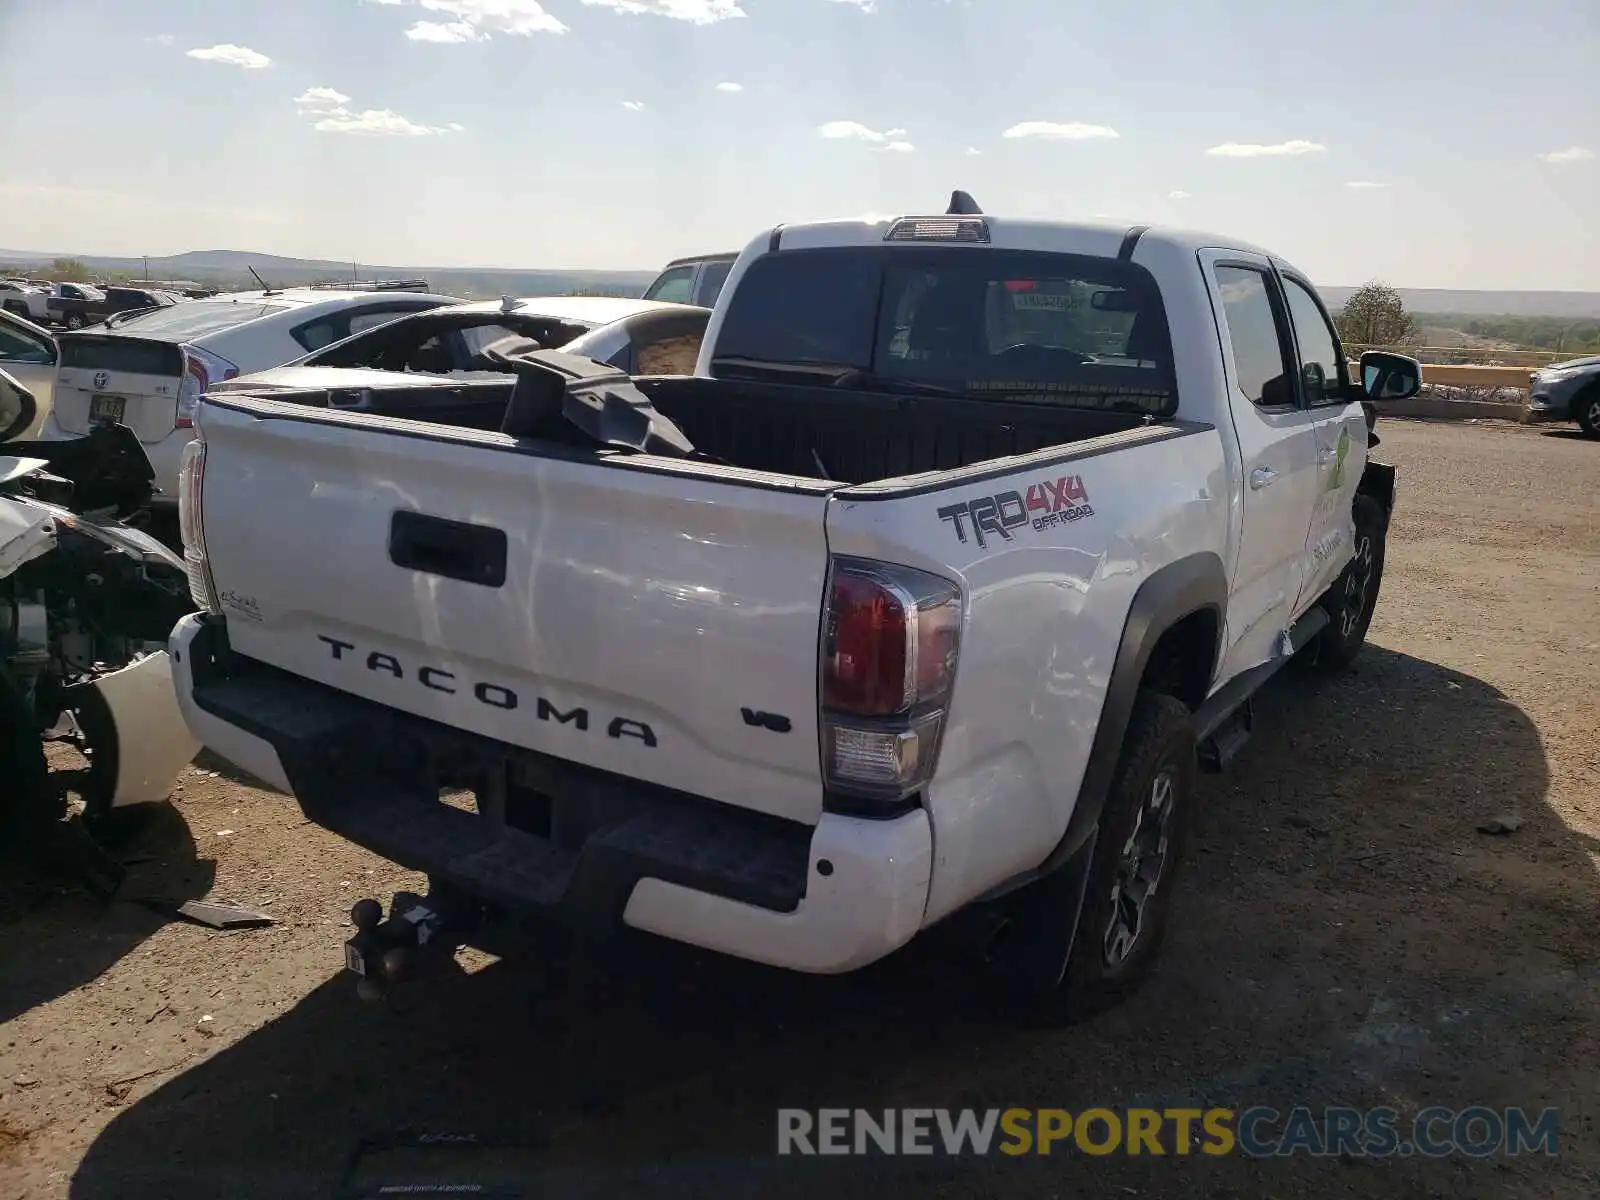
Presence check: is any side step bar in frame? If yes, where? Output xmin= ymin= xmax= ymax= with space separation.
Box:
xmin=1192 ymin=606 xmax=1329 ymax=773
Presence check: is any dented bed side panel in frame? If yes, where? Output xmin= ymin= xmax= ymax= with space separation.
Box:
xmin=823 ymin=422 xmax=1230 ymax=922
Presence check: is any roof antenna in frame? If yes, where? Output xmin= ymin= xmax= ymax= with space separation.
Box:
xmin=247 ymin=265 xmax=278 ymax=295
xmin=947 ymin=190 xmax=983 ymax=215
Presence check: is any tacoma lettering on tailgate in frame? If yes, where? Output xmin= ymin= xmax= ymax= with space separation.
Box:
xmin=316 ymin=636 xmax=658 ymax=746
xmin=937 ymin=474 xmax=1096 ymax=549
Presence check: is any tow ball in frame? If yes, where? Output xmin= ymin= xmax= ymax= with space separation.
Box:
xmin=343 ymin=891 xmax=453 ymax=1002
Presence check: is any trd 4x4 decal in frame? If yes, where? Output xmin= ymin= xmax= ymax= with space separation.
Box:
xmin=937 ymin=474 xmax=1095 ymax=548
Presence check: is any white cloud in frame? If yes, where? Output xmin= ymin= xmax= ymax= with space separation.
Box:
xmin=1537 ymin=145 xmax=1594 ymax=164
xmin=294 ymin=87 xmax=461 ymax=136
xmin=313 ymin=108 xmax=464 ymax=136
xmin=295 ymin=87 xmax=353 ymax=112
xmin=1344 ymin=180 xmax=1389 ymax=189
xmin=406 ymin=19 xmax=486 ymax=41
xmin=1167 ymin=189 xmax=1191 ymax=200
xmin=579 ymin=0 xmax=746 ymax=22
xmin=965 ymin=146 xmax=982 ymax=156
xmin=383 ymin=0 xmax=568 ymax=40
xmin=186 ymin=44 xmax=272 ymax=69
xmin=1002 ymin=121 xmax=1119 ymax=141
xmin=1205 ymin=139 xmax=1326 ymax=157
xmin=818 ymin=120 xmax=902 ymax=143
xmin=621 ymin=100 xmax=646 ymax=111
xmin=715 ymin=81 xmax=743 ymax=92
xmin=815 ymin=121 xmax=918 ymax=152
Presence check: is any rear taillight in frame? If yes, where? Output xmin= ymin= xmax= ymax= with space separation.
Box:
xmin=177 ymin=438 xmax=222 ymax=615
xmin=820 ymin=557 xmax=963 ymax=812
xmin=177 ymin=348 xmax=238 ymax=429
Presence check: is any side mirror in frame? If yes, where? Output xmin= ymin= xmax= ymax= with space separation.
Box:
xmin=0 ymin=367 xmax=39 ymax=442
xmin=1359 ymin=350 xmax=1422 ymax=401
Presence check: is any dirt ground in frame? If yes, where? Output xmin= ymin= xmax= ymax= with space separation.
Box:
xmin=2 ymin=418 xmax=1597 ymax=1199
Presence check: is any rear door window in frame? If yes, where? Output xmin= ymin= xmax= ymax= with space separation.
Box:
xmin=694 ymin=260 xmax=733 ymax=307
xmin=294 ymin=302 xmax=444 ymax=353
xmin=1212 ymin=266 xmax=1296 ymax=408
xmin=710 ymin=246 xmax=1176 ymax=414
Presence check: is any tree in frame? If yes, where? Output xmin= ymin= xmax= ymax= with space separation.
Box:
xmin=1336 ymin=281 xmax=1418 ymax=348
xmin=47 ymin=258 xmax=91 ymax=283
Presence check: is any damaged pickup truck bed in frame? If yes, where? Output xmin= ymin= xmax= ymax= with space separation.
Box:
xmin=169 ymin=197 xmax=1422 ymax=1018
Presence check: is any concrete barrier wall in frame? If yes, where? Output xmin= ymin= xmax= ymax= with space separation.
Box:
xmin=1348 ymin=361 xmax=1536 ymax=393
xmin=1417 ymin=364 xmax=1537 ymax=390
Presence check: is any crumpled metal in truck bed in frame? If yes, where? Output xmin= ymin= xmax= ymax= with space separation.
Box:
xmin=490 ymin=348 xmax=698 ymax=458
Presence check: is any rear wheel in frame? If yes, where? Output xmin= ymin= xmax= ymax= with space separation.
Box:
xmin=1576 ymin=387 xmax=1600 ymax=440
xmin=989 ymin=691 xmax=1196 ymax=1023
xmin=64 ymin=312 xmax=85 ymax=331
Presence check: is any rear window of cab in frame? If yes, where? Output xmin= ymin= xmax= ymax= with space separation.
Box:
xmin=709 ymin=245 xmax=1177 ymax=415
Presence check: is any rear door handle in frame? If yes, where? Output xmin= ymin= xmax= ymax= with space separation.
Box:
xmin=1249 ymin=466 xmax=1278 ymax=490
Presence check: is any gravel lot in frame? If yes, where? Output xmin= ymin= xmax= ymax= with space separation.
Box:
xmin=2 ymin=418 xmax=1597 ymax=1200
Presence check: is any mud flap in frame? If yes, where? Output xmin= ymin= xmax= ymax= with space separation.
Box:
xmin=985 ymin=826 xmax=1099 ymax=999
xmin=82 ymin=651 xmax=201 ymax=808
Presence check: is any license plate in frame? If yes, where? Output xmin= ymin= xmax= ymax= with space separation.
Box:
xmin=90 ymin=395 xmax=126 ymax=424
xmin=344 ymin=943 xmax=367 ymax=976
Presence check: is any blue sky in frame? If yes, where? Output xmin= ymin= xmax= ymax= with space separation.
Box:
xmin=2 ymin=0 xmax=1596 ymax=288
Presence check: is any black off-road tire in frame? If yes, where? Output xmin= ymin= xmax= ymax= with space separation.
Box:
xmin=993 ymin=690 xmax=1197 ymax=1024
xmin=1313 ymin=493 xmax=1388 ymax=672
xmin=1575 ymin=386 xmax=1600 ymax=440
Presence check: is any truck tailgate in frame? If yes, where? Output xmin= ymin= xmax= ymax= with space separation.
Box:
xmin=196 ymin=401 xmax=834 ymax=824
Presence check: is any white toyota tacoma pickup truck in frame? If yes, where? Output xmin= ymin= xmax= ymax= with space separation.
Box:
xmin=168 ymin=194 xmax=1422 ymax=1017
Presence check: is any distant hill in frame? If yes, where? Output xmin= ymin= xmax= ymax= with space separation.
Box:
xmin=4 ymin=247 xmax=1598 ymax=317
xmin=0 ymin=248 xmax=658 ymax=300
xmin=1311 ymin=287 xmax=1600 ymax=320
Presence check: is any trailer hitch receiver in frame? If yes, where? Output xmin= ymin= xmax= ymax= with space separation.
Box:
xmin=343 ymin=891 xmax=456 ymax=1000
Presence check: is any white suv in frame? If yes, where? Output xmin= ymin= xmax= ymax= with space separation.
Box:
xmin=0 ymin=281 xmax=51 ymax=323
xmin=37 ymin=286 xmax=460 ymax=507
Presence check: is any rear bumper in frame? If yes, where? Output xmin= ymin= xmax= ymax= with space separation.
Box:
xmin=169 ymin=614 xmax=933 ymax=973
xmin=34 ymin=415 xmax=188 ymax=506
